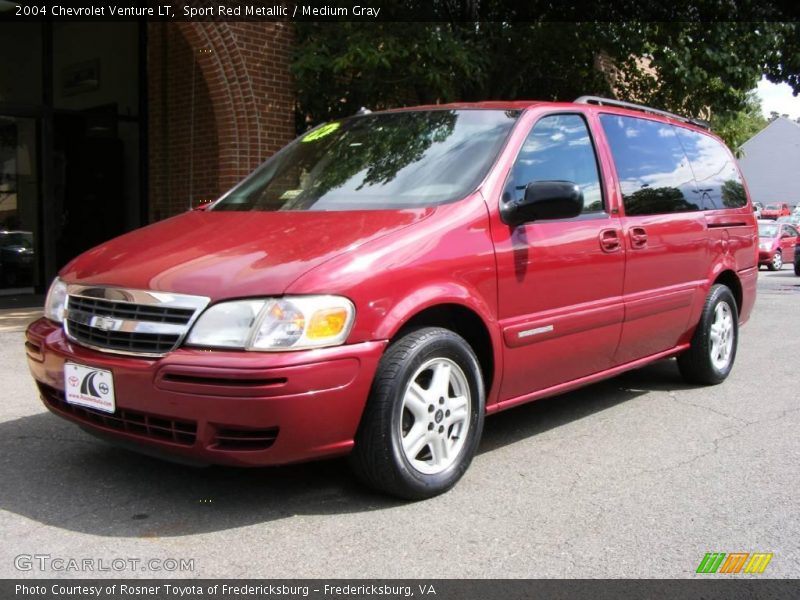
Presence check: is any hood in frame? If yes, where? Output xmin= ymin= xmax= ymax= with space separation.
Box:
xmin=61 ymin=209 xmax=432 ymax=300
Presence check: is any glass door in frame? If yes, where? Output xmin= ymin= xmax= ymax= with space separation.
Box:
xmin=0 ymin=116 xmax=40 ymax=294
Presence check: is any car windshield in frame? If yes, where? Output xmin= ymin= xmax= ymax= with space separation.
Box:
xmin=765 ymin=204 xmax=781 ymax=210
xmin=211 ymin=109 xmax=520 ymax=211
xmin=759 ymin=223 xmax=779 ymax=238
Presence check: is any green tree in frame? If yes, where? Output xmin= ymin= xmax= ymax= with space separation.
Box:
xmin=710 ymin=91 xmax=768 ymax=156
xmin=292 ymin=19 xmax=799 ymax=133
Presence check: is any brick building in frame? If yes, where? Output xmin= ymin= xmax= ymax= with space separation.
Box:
xmin=148 ymin=22 xmax=294 ymax=219
xmin=0 ymin=20 xmax=295 ymax=304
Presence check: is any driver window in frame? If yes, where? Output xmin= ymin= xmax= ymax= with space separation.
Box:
xmin=503 ymin=114 xmax=604 ymax=213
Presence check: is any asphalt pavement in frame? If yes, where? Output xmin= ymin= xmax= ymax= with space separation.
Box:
xmin=0 ymin=272 xmax=798 ymax=579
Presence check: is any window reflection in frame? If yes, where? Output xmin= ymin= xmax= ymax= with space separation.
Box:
xmin=0 ymin=116 xmax=38 ymax=291
xmin=215 ymin=110 xmax=520 ymax=211
xmin=600 ymin=115 xmax=699 ymax=216
xmin=504 ymin=114 xmax=604 ymax=213
xmin=674 ymin=127 xmax=746 ymax=209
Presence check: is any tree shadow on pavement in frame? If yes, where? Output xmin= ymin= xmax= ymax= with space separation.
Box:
xmin=0 ymin=359 xmax=689 ymax=537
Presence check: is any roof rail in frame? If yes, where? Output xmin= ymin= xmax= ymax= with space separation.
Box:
xmin=574 ymin=96 xmax=711 ymax=130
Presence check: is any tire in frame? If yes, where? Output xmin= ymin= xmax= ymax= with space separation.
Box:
xmin=767 ymin=250 xmax=782 ymax=271
xmin=677 ymin=284 xmax=738 ymax=385
xmin=794 ymin=258 xmax=800 ymax=276
xmin=350 ymin=327 xmax=485 ymax=500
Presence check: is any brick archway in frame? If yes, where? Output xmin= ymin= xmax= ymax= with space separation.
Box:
xmin=148 ymin=23 xmax=294 ymax=219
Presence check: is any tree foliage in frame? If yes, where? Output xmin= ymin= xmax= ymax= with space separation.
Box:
xmin=291 ymin=19 xmax=799 ymax=137
xmin=710 ymin=91 xmax=768 ymax=155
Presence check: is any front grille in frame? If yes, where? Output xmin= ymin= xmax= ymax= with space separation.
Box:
xmin=213 ymin=427 xmax=279 ymax=451
xmin=68 ymin=295 xmax=195 ymax=324
xmin=67 ymin=320 xmax=179 ymax=354
xmin=40 ymin=383 xmax=197 ymax=446
xmin=63 ymin=285 xmax=209 ymax=357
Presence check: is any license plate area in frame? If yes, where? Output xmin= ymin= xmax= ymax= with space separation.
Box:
xmin=64 ymin=362 xmax=116 ymax=414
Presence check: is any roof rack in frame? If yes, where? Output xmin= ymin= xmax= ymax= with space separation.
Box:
xmin=574 ymin=96 xmax=711 ymax=130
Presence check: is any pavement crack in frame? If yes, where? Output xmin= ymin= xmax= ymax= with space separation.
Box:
xmin=669 ymin=396 xmax=752 ymax=425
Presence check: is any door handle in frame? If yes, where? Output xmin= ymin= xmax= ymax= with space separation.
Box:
xmin=599 ymin=229 xmax=621 ymax=252
xmin=630 ymin=226 xmax=648 ymax=249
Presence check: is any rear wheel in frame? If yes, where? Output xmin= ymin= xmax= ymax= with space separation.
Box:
xmin=794 ymin=256 xmax=800 ymax=276
xmin=677 ymin=284 xmax=738 ymax=385
xmin=768 ymin=250 xmax=783 ymax=271
xmin=350 ymin=327 xmax=485 ymax=500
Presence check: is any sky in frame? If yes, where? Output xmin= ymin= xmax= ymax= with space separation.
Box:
xmin=755 ymin=77 xmax=800 ymax=120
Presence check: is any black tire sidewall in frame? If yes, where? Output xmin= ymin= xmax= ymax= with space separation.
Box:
xmin=386 ymin=330 xmax=485 ymax=497
xmin=698 ymin=285 xmax=739 ymax=381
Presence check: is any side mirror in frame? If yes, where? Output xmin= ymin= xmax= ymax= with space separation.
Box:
xmin=501 ymin=180 xmax=584 ymax=226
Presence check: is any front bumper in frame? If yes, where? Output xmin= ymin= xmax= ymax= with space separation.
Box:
xmin=25 ymin=318 xmax=386 ymax=466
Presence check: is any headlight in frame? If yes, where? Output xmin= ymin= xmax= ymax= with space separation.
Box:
xmin=186 ymin=295 xmax=355 ymax=351
xmin=44 ymin=278 xmax=68 ymax=323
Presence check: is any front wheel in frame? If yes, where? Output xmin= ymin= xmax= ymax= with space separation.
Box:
xmin=794 ymin=257 xmax=800 ymax=276
xmin=768 ymin=250 xmax=783 ymax=271
xmin=677 ymin=284 xmax=738 ymax=385
xmin=350 ymin=327 xmax=485 ymax=500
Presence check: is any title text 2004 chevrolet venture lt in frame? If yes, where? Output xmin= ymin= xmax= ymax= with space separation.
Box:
xmin=26 ymin=97 xmax=757 ymax=498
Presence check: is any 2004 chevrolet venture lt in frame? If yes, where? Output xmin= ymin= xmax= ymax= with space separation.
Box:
xmin=26 ymin=97 xmax=757 ymax=499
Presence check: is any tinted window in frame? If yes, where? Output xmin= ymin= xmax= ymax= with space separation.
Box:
xmin=785 ymin=225 xmax=798 ymax=237
xmin=599 ymin=114 xmax=699 ymax=216
xmin=212 ymin=110 xmax=519 ymax=212
xmin=674 ymin=127 xmax=746 ymax=209
xmin=503 ymin=114 xmax=603 ymax=213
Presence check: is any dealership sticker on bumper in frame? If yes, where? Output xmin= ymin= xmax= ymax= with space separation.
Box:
xmin=64 ymin=363 xmax=116 ymax=414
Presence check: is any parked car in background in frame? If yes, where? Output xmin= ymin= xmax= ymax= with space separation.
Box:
xmin=25 ymin=97 xmax=758 ymax=499
xmin=761 ymin=203 xmax=791 ymax=220
xmin=0 ymin=230 xmax=35 ymax=287
xmin=776 ymin=215 xmax=800 ymax=228
xmin=795 ymin=235 xmax=800 ymax=275
xmin=758 ymin=220 xmax=798 ymax=270
xmin=753 ymin=202 xmax=763 ymax=219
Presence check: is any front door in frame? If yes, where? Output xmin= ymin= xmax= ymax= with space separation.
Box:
xmin=491 ymin=112 xmax=626 ymax=402
xmin=779 ymin=224 xmax=798 ymax=263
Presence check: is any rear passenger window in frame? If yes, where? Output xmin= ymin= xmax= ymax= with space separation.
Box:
xmin=599 ymin=114 xmax=699 ymax=216
xmin=503 ymin=114 xmax=603 ymax=214
xmin=674 ymin=127 xmax=747 ymax=209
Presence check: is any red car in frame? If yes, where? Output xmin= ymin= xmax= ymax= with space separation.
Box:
xmin=761 ymin=203 xmax=791 ymax=220
xmin=758 ymin=220 xmax=799 ymax=270
xmin=26 ymin=97 xmax=758 ymax=498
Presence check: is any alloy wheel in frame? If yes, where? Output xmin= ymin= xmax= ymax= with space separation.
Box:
xmin=399 ymin=357 xmax=471 ymax=475
xmin=709 ymin=301 xmax=734 ymax=371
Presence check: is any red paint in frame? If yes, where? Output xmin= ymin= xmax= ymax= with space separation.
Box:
xmin=27 ymin=101 xmax=758 ymax=467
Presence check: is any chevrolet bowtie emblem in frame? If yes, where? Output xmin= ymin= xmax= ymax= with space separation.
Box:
xmin=92 ymin=316 xmax=119 ymax=331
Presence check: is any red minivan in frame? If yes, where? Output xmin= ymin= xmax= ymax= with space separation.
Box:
xmin=26 ymin=97 xmax=758 ymax=499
